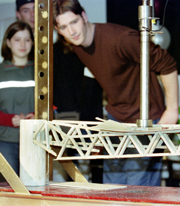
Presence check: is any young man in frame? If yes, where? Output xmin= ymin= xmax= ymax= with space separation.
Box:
xmin=53 ymin=0 xmax=179 ymax=186
xmin=16 ymin=0 xmax=35 ymax=33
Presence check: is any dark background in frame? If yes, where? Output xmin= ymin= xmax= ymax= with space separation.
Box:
xmin=106 ymin=0 xmax=180 ymax=73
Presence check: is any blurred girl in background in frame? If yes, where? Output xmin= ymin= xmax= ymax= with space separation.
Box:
xmin=0 ymin=21 xmax=34 ymax=176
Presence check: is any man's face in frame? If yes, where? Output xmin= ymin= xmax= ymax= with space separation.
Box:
xmin=55 ymin=11 xmax=88 ymax=46
xmin=16 ymin=3 xmax=35 ymax=32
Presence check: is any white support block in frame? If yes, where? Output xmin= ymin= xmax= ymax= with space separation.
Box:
xmin=20 ymin=119 xmax=46 ymax=186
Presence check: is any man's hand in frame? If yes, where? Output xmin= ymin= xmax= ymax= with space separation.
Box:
xmin=158 ymin=108 xmax=179 ymax=124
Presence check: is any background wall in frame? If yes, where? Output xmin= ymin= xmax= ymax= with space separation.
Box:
xmin=79 ymin=0 xmax=106 ymax=23
xmin=0 ymin=0 xmax=16 ymax=62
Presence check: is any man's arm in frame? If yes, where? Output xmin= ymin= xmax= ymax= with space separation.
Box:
xmin=158 ymin=70 xmax=179 ymax=124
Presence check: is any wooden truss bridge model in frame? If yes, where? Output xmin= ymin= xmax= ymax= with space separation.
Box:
xmin=32 ymin=118 xmax=180 ymax=160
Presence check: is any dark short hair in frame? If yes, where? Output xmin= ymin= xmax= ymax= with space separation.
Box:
xmin=1 ymin=21 xmax=34 ymax=61
xmin=16 ymin=0 xmax=34 ymax=11
xmin=53 ymin=0 xmax=85 ymax=26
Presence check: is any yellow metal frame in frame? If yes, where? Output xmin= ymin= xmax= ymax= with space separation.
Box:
xmin=0 ymin=153 xmax=30 ymax=195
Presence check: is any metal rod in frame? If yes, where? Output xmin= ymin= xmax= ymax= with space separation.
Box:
xmin=137 ymin=0 xmax=153 ymax=127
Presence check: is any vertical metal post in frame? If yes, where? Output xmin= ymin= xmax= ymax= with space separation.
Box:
xmin=137 ymin=0 xmax=153 ymax=127
xmin=35 ymin=0 xmax=53 ymax=121
xmin=34 ymin=0 xmax=53 ymax=181
xmin=34 ymin=0 xmax=88 ymax=183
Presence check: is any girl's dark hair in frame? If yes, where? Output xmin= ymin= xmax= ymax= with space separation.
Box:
xmin=53 ymin=0 xmax=85 ymax=26
xmin=1 ymin=21 xmax=34 ymax=61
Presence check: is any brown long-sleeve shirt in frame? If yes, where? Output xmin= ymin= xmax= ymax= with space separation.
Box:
xmin=73 ymin=23 xmax=177 ymax=123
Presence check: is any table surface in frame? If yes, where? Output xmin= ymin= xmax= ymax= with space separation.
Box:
xmin=0 ymin=181 xmax=180 ymax=205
